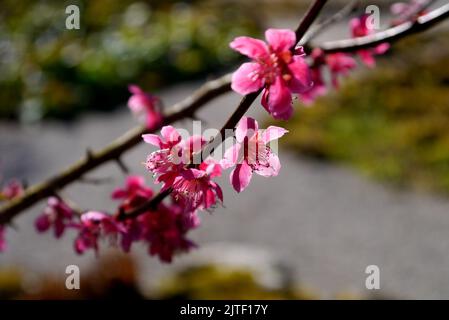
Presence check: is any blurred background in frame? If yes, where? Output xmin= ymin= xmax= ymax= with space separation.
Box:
xmin=1 ymin=0 xmax=449 ymax=299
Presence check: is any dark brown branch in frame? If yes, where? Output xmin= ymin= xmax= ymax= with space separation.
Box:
xmin=300 ymin=0 xmax=360 ymax=45
xmin=320 ymin=3 xmax=449 ymax=53
xmin=0 ymin=74 xmax=232 ymax=224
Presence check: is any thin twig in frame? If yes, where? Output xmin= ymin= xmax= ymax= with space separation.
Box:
xmin=319 ymin=2 xmax=449 ymax=53
xmin=300 ymin=0 xmax=360 ymax=45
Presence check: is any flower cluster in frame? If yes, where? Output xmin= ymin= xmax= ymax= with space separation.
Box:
xmin=350 ymin=15 xmax=390 ymax=68
xmin=143 ymin=126 xmax=223 ymax=211
xmin=230 ymin=20 xmax=390 ymax=110
xmin=35 ymin=197 xmax=75 ymax=238
xmin=230 ymin=28 xmax=312 ymax=120
xmin=33 ymin=176 xmax=198 ymax=262
xmin=221 ymin=117 xmax=287 ymax=192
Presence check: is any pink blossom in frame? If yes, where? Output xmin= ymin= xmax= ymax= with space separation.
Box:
xmin=350 ymin=15 xmax=390 ymax=67
xmin=112 ymin=175 xmax=154 ymax=212
xmin=299 ymin=49 xmax=327 ymax=104
xmin=171 ymin=158 xmax=223 ymax=211
xmin=35 ymin=197 xmax=75 ymax=238
xmin=111 ymin=175 xmax=154 ymax=252
xmin=221 ymin=117 xmax=288 ymax=193
xmin=0 ymin=225 xmax=6 ymax=252
xmin=143 ymin=126 xmax=223 ymax=210
xmin=73 ymin=211 xmax=121 ymax=255
xmin=109 ymin=170 xmax=202 ymax=260
xmin=391 ymin=1 xmax=429 ymax=25
xmin=139 ymin=203 xmax=197 ymax=262
xmin=128 ymin=85 xmax=162 ymax=130
xmin=230 ymin=28 xmax=312 ymax=120
xmin=0 ymin=179 xmax=24 ymax=200
xmin=326 ymin=53 xmax=357 ymax=88
xmin=143 ymin=126 xmax=183 ymax=178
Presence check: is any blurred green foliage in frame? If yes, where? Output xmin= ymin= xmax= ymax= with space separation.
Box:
xmin=271 ymin=32 xmax=449 ymax=194
xmin=0 ymin=0 xmax=261 ymax=121
xmin=156 ymin=264 xmax=317 ymax=299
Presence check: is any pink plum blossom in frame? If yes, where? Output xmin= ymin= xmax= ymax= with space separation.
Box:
xmin=35 ymin=197 xmax=75 ymax=238
xmin=0 ymin=179 xmax=24 ymax=200
xmin=73 ymin=211 xmax=121 ymax=255
xmin=112 ymin=175 xmax=154 ymax=212
xmin=143 ymin=126 xmax=223 ymax=210
xmin=230 ymin=28 xmax=312 ymax=120
xmin=171 ymin=158 xmax=223 ymax=211
xmin=139 ymin=203 xmax=197 ymax=262
xmin=111 ymin=175 xmax=153 ymax=252
xmin=110 ymin=175 xmax=199 ymax=259
xmin=391 ymin=0 xmax=429 ymax=25
xmin=143 ymin=125 xmax=184 ymax=179
xmin=325 ymin=52 xmax=357 ymax=88
xmin=299 ymin=49 xmax=327 ymax=104
xmin=0 ymin=225 xmax=6 ymax=252
xmin=221 ymin=117 xmax=288 ymax=193
xmin=128 ymin=85 xmax=162 ymax=130
xmin=350 ymin=15 xmax=390 ymax=67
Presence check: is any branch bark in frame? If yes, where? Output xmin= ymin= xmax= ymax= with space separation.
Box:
xmin=0 ymin=74 xmax=232 ymax=224
xmin=319 ymin=2 xmax=449 ymax=53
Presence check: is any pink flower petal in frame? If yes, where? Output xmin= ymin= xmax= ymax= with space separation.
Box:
xmin=358 ymin=49 xmax=376 ymax=68
xmin=128 ymin=84 xmax=144 ymax=95
xmin=145 ymin=110 xmax=162 ymax=130
xmin=262 ymin=126 xmax=289 ymax=143
xmin=375 ymin=43 xmax=390 ymax=55
xmin=181 ymin=168 xmax=206 ymax=180
xmin=288 ymin=56 xmax=312 ymax=93
xmin=261 ymin=77 xmax=293 ymax=119
xmin=231 ymin=62 xmax=264 ymax=95
xmin=220 ymin=143 xmax=242 ymax=169
xmin=161 ymin=126 xmax=181 ymax=145
xmin=391 ymin=2 xmax=408 ymax=15
xmin=265 ymin=28 xmax=296 ymax=52
xmin=235 ymin=116 xmax=258 ymax=143
xmin=230 ymin=161 xmax=253 ymax=193
xmin=255 ymin=152 xmax=281 ymax=177
xmin=142 ymin=134 xmax=162 ymax=147
xmin=35 ymin=214 xmax=51 ymax=233
xmin=229 ymin=36 xmax=268 ymax=59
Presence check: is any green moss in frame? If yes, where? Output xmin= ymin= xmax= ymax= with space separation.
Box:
xmin=156 ymin=264 xmax=316 ymax=300
xmin=271 ymin=32 xmax=449 ymax=194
